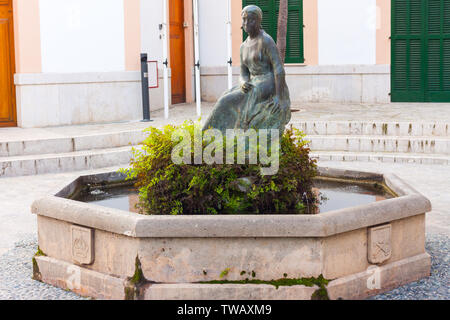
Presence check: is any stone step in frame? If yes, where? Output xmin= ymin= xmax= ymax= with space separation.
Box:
xmin=306 ymin=135 xmax=450 ymax=155
xmin=292 ymin=121 xmax=450 ymax=137
xmin=310 ymin=151 xmax=450 ymax=165
xmin=2 ymin=121 xmax=448 ymax=158
xmin=0 ymin=146 xmax=136 ymax=178
xmin=0 ymin=130 xmax=147 ymax=158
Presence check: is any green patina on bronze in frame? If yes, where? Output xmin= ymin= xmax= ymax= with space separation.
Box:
xmin=203 ymin=5 xmax=291 ymax=134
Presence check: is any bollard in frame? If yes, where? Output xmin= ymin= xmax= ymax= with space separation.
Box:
xmin=140 ymin=53 xmax=152 ymax=122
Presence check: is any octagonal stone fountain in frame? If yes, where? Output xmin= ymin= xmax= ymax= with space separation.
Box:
xmin=31 ymin=167 xmax=431 ymax=300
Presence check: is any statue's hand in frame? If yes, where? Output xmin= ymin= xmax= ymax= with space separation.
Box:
xmin=272 ymin=96 xmax=280 ymax=106
xmin=241 ymin=82 xmax=253 ymax=93
xmin=270 ymin=96 xmax=287 ymax=115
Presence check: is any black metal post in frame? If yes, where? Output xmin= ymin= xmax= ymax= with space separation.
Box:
xmin=140 ymin=53 xmax=152 ymax=122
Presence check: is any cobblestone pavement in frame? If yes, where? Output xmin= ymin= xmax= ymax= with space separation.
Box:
xmin=0 ymin=161 xmax=448 ymax=300
xmin=370 ymin=233 xmax=449 ymax=300
xmin=0 ymin=234 xmax=87 ymax=300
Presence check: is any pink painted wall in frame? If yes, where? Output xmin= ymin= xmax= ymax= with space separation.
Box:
xmin=124 ymin=0 xmax=141 ymax=71
xmin=13 ymin=0 xmax=42 ymax=73
xmin=304 ymin=0 xmax=318 ymax=65
xmin=376 ymin=0 xmax=391 ymax=65
xmin=231 ymin=0 xmax=242 ymax=67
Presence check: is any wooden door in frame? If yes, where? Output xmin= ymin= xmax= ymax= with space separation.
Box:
xmin=169 ymin=0 xmax=186 ymax=104
xmin=0 ymin=0 xmax=16 ymax=127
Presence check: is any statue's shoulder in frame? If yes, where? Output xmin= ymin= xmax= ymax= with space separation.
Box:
xmin=260 ymin=31 xmax=277 ymax=48
xmin=240 ymin=38 xmax=249 ymax=52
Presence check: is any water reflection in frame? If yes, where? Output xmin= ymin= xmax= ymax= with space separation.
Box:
xmin=313 ymin=179 xmax=392 ymax=213
xmin=78 ymin=179 xmax=393 ymax=214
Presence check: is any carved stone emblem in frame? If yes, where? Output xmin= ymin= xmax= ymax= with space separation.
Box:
xmin=71 ymin=225 xmax=94 ymax=265
xmin=368 ymin=224 xmax=392 ymax=264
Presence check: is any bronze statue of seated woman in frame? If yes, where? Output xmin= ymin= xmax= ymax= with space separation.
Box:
xmin=203 ymin=5 xmax=291 ymax=134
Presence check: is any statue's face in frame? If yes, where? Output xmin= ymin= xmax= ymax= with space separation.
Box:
xmin=242 ymin=11 xmax=259 ymax=35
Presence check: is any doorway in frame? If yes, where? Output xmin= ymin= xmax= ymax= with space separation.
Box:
xmin=391 ymin=0 xmax=450 ymax=102
xmin=169 ymin=0 xmax=187 ymax=104
xmin=0 ymin=0 xmax=16 ymax=127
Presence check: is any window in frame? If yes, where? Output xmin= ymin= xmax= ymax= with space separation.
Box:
xmin=242 ymin=0 xmax=304 ymax=63
xmin=391 ymin=0 xmax=450 ymax=102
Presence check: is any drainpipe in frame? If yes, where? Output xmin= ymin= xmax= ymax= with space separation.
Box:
xmin=162 ymin=0 xmax=170 ymax=119
xmin=226 ymin=0 xmax=233 ymax=90
xmin=193 ymin=0 xmax=201 ymax=117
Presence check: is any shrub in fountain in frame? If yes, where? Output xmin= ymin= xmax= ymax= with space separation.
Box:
xmin=121 ymin=121 xmax=318 ymax=215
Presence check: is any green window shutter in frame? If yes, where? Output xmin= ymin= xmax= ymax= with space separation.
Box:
xmin=243 ymin=0 xmax=275 ymax=39
xmin=391 ymin=0 xmax=425 ymax=102
xmin=444 ymin=2 xmax=450 ymax=91
xmin=243 ymin=0 xmax=304 ymax=63
xmin=285 ymin=1 xmax=304 ymax=63
xmin=392 ymin=0 xmax=450 ymax=102
xmin=426 ymin=0 xmax=450 ymax=101
xmin=427 ymin=0 xmax=441 ymax=92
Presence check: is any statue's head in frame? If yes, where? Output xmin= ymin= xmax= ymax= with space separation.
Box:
xmin=242 ymin=5 xmax=262 ymax=36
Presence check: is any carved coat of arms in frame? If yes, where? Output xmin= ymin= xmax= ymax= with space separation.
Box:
xmin=368 ymin=224 xmax=392 ymax=264
xmin=71 ymin=226 xmax=94 ymax=265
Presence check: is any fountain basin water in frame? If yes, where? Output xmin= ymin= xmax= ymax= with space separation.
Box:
xmin=31 ymin=167 xmax=431 ymax=300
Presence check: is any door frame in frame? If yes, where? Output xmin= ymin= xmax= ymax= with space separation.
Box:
xmin=0 ymin=0 xmax=17 ymax=127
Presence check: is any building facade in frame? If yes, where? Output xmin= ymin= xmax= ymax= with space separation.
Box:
xmin=0 ymin=0 xmax=448 ymax=128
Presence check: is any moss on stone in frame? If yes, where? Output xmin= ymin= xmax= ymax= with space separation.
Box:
xmin=35 ymin=247 xmax=46 ymax=257
xmin=124 ymin=256 xmax=147 ymax=300
xmin=129 ymin=256 xmax=145 ymax=285
xmin=200 ymin=274 xmax=331 ymax=291
xmin=311 ymin=286 xmax=330 ymax=300
xmin=32 ymin=257 xmax=41 ymax=281
xmin=124 ymin=286 xmax=137 ymax=300
xmin=219 ymin=268 xmax=230 ymax=279
xmin=32 ymin=247 xmax=46 ymax=281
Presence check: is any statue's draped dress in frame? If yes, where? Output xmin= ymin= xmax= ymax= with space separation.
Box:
xmin=203 ymin=31 xmax=291 ymax=134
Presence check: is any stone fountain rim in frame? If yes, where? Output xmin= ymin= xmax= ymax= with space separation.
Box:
xmin=31 ymin=166 xmax=431 ymax=239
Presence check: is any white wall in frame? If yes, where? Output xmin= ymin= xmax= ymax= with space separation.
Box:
xmin=140 ymin=0 xmax=165 ymax=65
xmin=140 ymin=0 xmax=170 ymax=109
xmin=39 ymin=0 xmax=125 ymax=73
xmin=318 ymin=0 xmax=376 ymax=65
xmin=198 ymin=0 xmax=228 ymax=67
